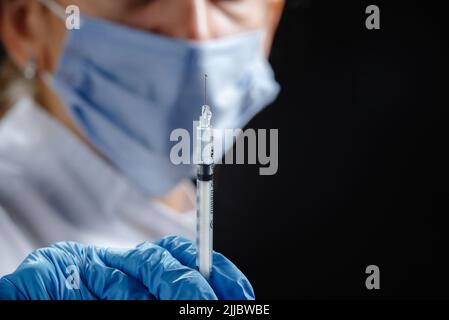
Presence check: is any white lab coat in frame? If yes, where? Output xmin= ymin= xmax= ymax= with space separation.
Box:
xmin=0 ymin=98 xmax=196 ymax=276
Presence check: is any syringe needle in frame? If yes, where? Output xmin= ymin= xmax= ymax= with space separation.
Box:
xmin=204 ymin=74 xmax=208 ymax=106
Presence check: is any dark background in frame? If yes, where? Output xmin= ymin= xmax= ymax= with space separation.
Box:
xmin=214 ymin=0 xmax=449 ymax=299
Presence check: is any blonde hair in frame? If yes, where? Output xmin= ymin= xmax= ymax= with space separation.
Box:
xmin=0 ymin=57 xmax=36 ymax=117
xmin=1 ymin=0 xmax=36 ymax=115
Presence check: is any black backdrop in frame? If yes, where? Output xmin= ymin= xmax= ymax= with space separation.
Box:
xmin=214 ymin=0 xmax=448 ymax=299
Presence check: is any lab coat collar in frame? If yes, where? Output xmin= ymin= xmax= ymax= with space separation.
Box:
xmin=0 ymin=97 xmax=134 ymax=217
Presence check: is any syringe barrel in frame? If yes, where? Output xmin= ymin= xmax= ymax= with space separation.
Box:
xmin=196 ymin=178 xmax=213 ymax=280
xmin=196 ymin=104 xmax=214 ymax=280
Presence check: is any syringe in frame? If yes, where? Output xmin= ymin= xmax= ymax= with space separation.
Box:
xmin=196 ymin=103 xmax=214 ymax=280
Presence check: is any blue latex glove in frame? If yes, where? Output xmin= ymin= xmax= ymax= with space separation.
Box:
xmin=0 ymin=236 xmax=254 ymax=300
xmin=155 ymin=236 xmax=255 ymax=300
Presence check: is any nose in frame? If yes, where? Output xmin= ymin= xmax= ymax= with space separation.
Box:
xmin=180 ymin=0 xmax=212 ymax=41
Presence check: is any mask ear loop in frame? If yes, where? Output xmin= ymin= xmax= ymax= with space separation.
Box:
xmin=36 ymin=0 xmax=67 ymax=21
xmin=34 ymin=0 xmax=67 ymax=85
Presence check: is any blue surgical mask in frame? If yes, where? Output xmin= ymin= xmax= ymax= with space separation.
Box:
xmin=40 ymin=1 xmax=280 ymax=196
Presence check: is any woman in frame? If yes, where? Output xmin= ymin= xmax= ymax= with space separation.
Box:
xmin=0 ymin=0 xmax=283 ymax=299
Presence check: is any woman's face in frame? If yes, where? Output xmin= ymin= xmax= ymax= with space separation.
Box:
xmin=1 ymin=0 xmax=284 ymax=73
xmin=67 ymin=0 xmax=278 ymax=38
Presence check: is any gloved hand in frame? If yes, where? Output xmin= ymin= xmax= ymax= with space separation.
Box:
xmin=0 ymin=236 xmax=254 ymax=300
